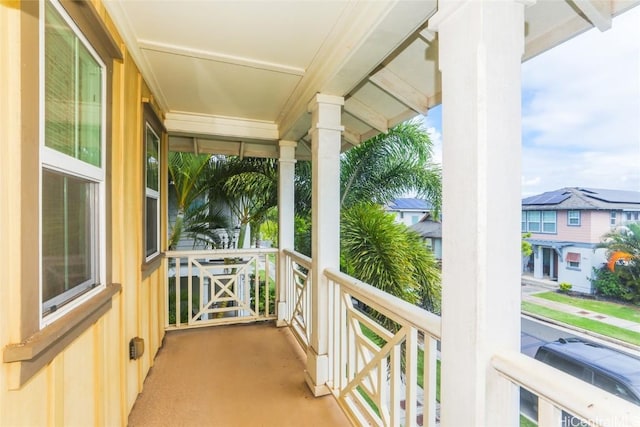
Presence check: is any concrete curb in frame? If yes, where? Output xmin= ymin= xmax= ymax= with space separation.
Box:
xmin=521 ymin=311 xmax=640 ymax=356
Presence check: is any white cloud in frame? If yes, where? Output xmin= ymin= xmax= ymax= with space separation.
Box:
xmin=521 ymin=7 xmax=640 ymax=195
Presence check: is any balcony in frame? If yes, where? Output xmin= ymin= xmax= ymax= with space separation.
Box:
xmin=128 ymin=248 xmax=639 ymax=427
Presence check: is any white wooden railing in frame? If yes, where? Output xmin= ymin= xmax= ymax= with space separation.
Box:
xmin=165 ymin=248 xmax=278 ymax=329
xmin=493 ymin=352 xmax=640 ymax=427
xmin=281 ymin=249 xmax=312 ymax=350
xmin=163 ymin=248 xmax=640 ymax=426
xmin=324 ymin=268 xmax=442 ymax=427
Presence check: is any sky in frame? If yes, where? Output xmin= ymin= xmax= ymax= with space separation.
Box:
xmin=422 ymin=6 xmax=640 ymax=198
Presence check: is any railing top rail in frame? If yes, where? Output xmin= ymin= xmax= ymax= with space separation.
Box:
xmin=165 ymin=248 xmax=279 ymax=258
xmin=492 ymin=351 xmax=640 ymax=426
xmin=282 ymin=248 xmax=312 ymax=267
xmin=324 ymin=267 xmax=441 ymax=340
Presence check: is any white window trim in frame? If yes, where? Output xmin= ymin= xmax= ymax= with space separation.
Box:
xmin=145 ymin=122 xmax=161 ymax=261
xmin=567 ymin=210 xmax=581 ymax=226
xmin=39 ymin=0 xmax=107 ymax=328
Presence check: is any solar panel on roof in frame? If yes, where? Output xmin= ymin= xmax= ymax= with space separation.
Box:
xmin=522 ymin=190 xmax=571 ymax=205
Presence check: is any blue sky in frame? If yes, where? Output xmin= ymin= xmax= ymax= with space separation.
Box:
xmin=422 ymin=6 xmax=640 ymax=197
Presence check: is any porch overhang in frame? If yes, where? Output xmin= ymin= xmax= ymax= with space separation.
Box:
xmin=102 ymin=0 xmax=640 ymax=159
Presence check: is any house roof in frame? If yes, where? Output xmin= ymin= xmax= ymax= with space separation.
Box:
xmin=101 ymin=1 xmax=640 ymax=160
xmin=522 ymin=188 xmax=640 ymax=211
xmin=410 ymin=213 xmax=442 ymax=238
xmin=387 ymin=198 xmax=432 ymax=212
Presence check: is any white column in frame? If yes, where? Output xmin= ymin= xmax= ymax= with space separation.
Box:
xmin=534 ymin=246 xmax=543 ymax=278
xmin=430 ymin=1 xmax=526 ymax=425
xmin=306 ymin=94 xmax=343 ymax=396
xmin=277 ymin=140 xmax=297 ymax=327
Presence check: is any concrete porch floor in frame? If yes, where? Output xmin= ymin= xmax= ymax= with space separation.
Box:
xmin=128 ymin=322 xmax=352 ymax=427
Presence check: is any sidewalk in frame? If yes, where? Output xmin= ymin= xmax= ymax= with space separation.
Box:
xmin=521 ymin=282 xmax=640 ymax=354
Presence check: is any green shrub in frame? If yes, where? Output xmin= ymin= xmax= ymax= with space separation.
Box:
xmin=558 ymin=282 xmax=572 ymax=293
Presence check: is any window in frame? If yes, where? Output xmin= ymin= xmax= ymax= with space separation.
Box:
xmin=145 ymin=121 xmax=160 ymax=260
xmin=411 ymin=215 xmax=420 ymax=225
xmin=542 ymin=211 xmax=556 ymax=233
xmin=526 ymin=211 xmax=541 ymax=232
xmin=522 ymin=210 xmax=556 ymax=233
xmin=40 ymin=0 xmax=106 ymax=324
xmin=567 ymin=210 xmax=581 ymax=226
xmin=566 ymin=252 xmax=581 ymax=269
xmin=610 ymin=211 xmax=617 ymax=226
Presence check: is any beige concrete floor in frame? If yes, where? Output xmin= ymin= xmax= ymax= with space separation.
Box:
xmin=128 ymin=322 xmax=352 ymax=427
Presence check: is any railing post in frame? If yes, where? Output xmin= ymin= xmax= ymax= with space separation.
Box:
xmin=277 ymin=140 xmax=297 ymax=327
xmin=306 ymin=93 xmax=343 ymax=396
xmin=429 ymin=1 xmax=525 ymax=425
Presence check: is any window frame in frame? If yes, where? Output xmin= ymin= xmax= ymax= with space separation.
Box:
xmin=144 ymin=123 xmax=160 ymax=262
xmin=39 ymin=0 xmax=107 ymax=327
xmin=610 ymin=211 xmax=617 ymax=227
xmin=567 ymin=210 xmax=581 ymax=226
xmin=142 ymin=103 xmax=165 ymax=267
xmin=542 ymin=211 xmax=557 ymax=233
xmin=566 ymin=252 xmax=581 ymax=269
xmin=526 ymin=211 xmax=541 ymax=233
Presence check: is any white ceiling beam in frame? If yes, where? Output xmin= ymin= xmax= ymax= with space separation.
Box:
xmin=138 ymin=40 xmax=305 ymax=76
xmin=165 ymin=113 xmax=279 ymax=142
xmin=342 ymin=128 xmax=362 ymax=146
xmin=418 ymin=28 xmax=437 ymax=44
xmin=572 ymin=0 xmax=611 ymax=31
xmin=369 ymin=68 xmax=430 ymax=114
xmin=344 ymin=98 xmax=388 ymax=134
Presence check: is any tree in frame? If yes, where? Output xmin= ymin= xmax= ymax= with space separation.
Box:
xmin=296 ymin=120 xmax=442 ymax=313
xmin=340 ymin=120 xmax=442 ymax=213
xmin=204 ymin=156 xmax=278 ymax=248
xmin=341 ymin=203 xmax=441 ymax=315
xmin=167 ymin=152 xmax=212 ymax=249
xmin=597 ymin=223 xmax=640 ymax=303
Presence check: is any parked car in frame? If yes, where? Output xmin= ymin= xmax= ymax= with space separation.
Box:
xmin=534 ymin=338 xmax=640 ymax=405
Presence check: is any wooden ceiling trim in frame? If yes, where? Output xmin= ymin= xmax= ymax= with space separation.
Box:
xmin=369 ymin=68 xmax=429 ymax=114
xmin=344 ymin=98 xmax=388 ymax=133
xmin=572 ymin=0 xmax=612 ymax=31
xmin=138 ymin=40 xmax=306 ymax=76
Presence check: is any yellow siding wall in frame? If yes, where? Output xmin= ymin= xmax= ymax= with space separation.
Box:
xmin=0 ymin=1 xmax=166 ymax=425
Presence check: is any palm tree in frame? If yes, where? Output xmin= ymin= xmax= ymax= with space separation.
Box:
xmin=340 ymin=120 xmax=441 ymax=213
xmin=295 ymin=120 xmax=441 ymax=215
xmin=597 ymin=223 xmax=640 ymax=301
xmin=297 ymin=120 xmax=442 ymax=312
xmin=204 ymin=156 xmax=278 ymax=248
xmin=341 ymin=203 xmax=441 ymax=314
xmin=168 ymin=152 xmax=212 ymax=249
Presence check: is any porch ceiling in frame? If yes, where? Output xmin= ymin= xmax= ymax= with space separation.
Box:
xmin=103 ymin=0 xmax=639 ymax=160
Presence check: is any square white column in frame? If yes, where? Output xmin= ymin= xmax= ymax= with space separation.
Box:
xmin=429 ymin=1 xmax=526 ymax=425
xmin=277 ymin=140 xmax=297 ymax=327
xmin=305 ymin=94 xmax=343 ymax=396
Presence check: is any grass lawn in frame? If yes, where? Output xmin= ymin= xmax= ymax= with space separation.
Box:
xmin=522 ymin=301 xmax=640 ymax=346
xmin=533 ymin=291 xmax=640 ymax=323
xmin=520 ymin=415 xmax=537 ymax=427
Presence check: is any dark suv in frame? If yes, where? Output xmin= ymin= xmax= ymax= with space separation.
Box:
xmin=533 ymin=338 xmax=640 ymax=405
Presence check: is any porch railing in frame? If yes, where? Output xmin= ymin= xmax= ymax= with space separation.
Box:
xmin=281 ymin=249 xmax=312 ymax=350
xmin=324 ymin=268 xmax=441 ymax=427
xmin=165 ymin=248 xmax=278 ymax=329
xmin=493 ymin=352 xmax=640 ymax=427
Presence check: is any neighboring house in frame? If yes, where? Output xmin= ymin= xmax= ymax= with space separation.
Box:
xmin=385 ymin=198 xmax=433 ymax=226
xmin=410 ymin=213 xmax=443 ymax=261
xmin=522 ymin=187 xmax=640 ymax=293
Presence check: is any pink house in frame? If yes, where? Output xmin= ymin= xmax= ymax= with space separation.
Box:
xmin=522 ymin=187 xmax=640 ymax=293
